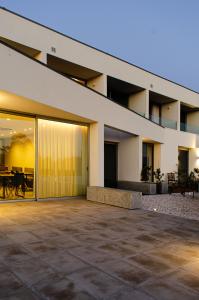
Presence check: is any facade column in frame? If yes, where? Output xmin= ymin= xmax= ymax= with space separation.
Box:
xmin=177 ymin=101 xmax=181 ymax=131
xmin=118 ymin=135 xmax=142 ymax=182
xmin=89 ymin=122 xmax=104 ymax=186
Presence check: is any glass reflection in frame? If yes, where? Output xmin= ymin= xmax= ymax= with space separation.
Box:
xmin=0 ymin=113 xmax=35 ymax=200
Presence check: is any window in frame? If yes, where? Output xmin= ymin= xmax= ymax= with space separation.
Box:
xmin=38 ymin=119 xmax=88 ymax=198
xmin=0 ymin=113 xmax=35 ymax=200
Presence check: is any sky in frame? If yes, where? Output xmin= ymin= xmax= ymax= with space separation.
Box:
xmin=1 ymin=0 xmax=199 ymax=92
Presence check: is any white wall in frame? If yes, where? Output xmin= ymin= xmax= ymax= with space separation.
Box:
xmin=118 ymin=136 xmax=142 ymax=182
xmin=187 ymin=111 xmax=199 ymax=133
xmin=128 ymin=90 xmax=149 ymax=117
xmin=1 ymin=8 xmax=199 ymax=108
xmin=189 ymin=148 xmax=199 ymax=172
xmin=89 ymin=122 xmax=104 ymax=186
xmin=160 ymin=128 xmax=197 ymax=175
xmin=0 ymin=43 xmax=166 ymax=143
xmin=154 ymin=143 xmax=162 ymax=171
xmin=87 ymin=74 xmax=107 ymax=96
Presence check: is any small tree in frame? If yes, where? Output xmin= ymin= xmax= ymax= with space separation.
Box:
xmin=194 ymin=168 xmax=199 ymax=180
xmin=153 ymin=168 xmax=164 ymax=183
xmin=141 ymin=166 xmax=151 ymax=182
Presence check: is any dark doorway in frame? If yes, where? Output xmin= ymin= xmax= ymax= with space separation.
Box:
xmin=104 ymin=143 xmax=117 ymax=188
xmin=180 ymin=110 xmax=187 ymax=131
xmin=142 ymin=143 xmax=154 ymax=182
xmin=178 ymin=149 xmax=189 ymax=177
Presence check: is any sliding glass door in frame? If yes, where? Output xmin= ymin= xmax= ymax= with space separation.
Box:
xmin=0 ymin=113 xmax=35 ymax=200
xmin=38 ymin=119 xmax=88 ymax=198
xmin=0 ymin=113 xmax=88 ymax=200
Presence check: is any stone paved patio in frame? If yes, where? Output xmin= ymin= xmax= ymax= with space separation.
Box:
xmin=0 ymin=199 xmax=199 ymax=299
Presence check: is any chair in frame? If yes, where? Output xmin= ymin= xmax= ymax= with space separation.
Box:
xmin=24 ymin=168 xmax=34 ymax=191
xmin=12 ymin=166 xmax=23 ymax=172
xmin=2 ymin=176 xmax=14 ymax=199
xmin=167 ymin=172 xmax=177 ymax=185
xmin=13 ymin=172 xmax=26 ymax=198
xmin=0 ymin=166 xmax=8 ymax=172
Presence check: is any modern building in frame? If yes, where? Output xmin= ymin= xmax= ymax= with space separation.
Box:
xmin=0 ymin=7 xmax=199 ymax=201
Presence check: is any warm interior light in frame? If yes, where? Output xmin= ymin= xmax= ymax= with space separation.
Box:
xmin=6 ymin=118 xmax=10 ymax=121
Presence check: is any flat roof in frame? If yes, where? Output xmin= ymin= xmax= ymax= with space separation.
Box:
xmin=0 ymin=6 xmax=198 ymax=95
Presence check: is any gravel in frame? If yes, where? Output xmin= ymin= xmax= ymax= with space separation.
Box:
xmin=142 ymin=193 xmax=199 ymax=220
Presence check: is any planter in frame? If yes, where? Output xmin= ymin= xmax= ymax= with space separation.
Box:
xmin=156 ymin=182 xmax=168 ymax=194
xmin=117 ymin=181 xmax=157 ymax=195
xmin=195 ymin=182 xmax=199 ymax=192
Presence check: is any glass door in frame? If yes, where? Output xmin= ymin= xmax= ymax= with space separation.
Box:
xmin=142 ymin=142 xmax=154 ymax=181
xmin=0 ymin=113 xmax=35 ymax=200
xmin=38 ymin=119 xmax=88 ymax=198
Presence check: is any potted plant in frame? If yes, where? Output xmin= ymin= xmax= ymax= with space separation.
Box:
xmin=140 ymin=166 xmax=156 ymax=194
xmin=193 ymin=168 xmax=199 ymax=192
xmin=141 ymin=166 xmax=151 ymax=182
xmin=153 ymin=168 xmax=168 ymax=194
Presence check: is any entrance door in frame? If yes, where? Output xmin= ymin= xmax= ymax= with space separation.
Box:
xmin=104 ymin=143 xmax=117 ymax=188
xmin=142 ymin=143 xmax=154 ymax=181
xmin=178 ymin=149 xmax=189 ymax=177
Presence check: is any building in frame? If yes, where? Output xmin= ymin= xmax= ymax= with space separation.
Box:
xmin=0 ymin=7 xmax=199 ymax=201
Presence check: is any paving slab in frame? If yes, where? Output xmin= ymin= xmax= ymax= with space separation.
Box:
xmin=0 ymin=199 xmax=198 ymax=299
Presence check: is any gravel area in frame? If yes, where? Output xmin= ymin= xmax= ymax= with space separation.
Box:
xmin=142 ymin=193 xmax=199 ymax=220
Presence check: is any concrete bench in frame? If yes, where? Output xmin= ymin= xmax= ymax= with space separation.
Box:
xmin=87 ymin=186 xmax=141 ymax=209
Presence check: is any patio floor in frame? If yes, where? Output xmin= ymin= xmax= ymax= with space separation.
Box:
xmin=0 ymin=199 xmax=199 ymax=299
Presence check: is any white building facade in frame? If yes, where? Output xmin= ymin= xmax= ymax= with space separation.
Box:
xmin=0 ymin=7 xmax=199 ymax=201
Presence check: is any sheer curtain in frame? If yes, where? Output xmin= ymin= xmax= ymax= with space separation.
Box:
xmin=38 ymin=119 xmax=88 ymax=198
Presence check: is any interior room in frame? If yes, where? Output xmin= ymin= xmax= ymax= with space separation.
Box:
xmin=0 ymin=113 xmax=35 ymax=200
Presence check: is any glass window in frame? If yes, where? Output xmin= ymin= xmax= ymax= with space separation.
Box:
xmin=0 ymin=113 xmax=35 ymax=200
xmin=38 ymin=119 xmax=88 ymax=198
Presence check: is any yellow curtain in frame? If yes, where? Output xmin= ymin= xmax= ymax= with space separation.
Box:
xmin=38 ymin=119 xmax=88 ymax=198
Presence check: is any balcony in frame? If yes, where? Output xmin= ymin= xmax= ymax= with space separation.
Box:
xmin=149 ymin=114 xmax=177 ymax=129
xmin=180 ymin=122 xmax=199 ymax=134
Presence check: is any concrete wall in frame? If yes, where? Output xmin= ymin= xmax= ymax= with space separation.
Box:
xmin=189 ymin=148 xmax=199 ymax=172
xmin=89 ymin=122 xmax=104 ymax=186
xmin=187 ymin=111 xmax=199 ymax=133
xmin=118 ymin=136 xmax=142 ymax=182
xmin=154 ymin=143 xmax=162 ymax=171
xmin=128 ymin=90 xmax=149 ymax=117
xmin=87 ymin=74 xmax=107 ymax=96
xmin=1 ymin=8 xmax=199 ymax=108
xmin=1 ymin=8 xmax=199 ymax=188
xmin=160 ymin=128 xmax=196 ymax=175
xmin=0 ymin=43 xmax=165 ymax=143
